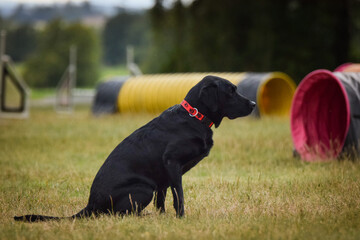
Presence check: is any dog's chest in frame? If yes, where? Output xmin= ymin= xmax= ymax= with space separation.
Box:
xmin=181 ymin=135 xmax=213 ymax=174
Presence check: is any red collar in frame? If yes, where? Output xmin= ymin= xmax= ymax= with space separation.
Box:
xmin=181 ymin=100 xmax=214 ymax=128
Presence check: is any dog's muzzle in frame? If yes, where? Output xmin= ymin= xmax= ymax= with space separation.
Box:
xmin=250 ymin=101 xmax=256 ymax=108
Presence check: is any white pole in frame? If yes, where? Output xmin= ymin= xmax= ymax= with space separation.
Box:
xmin=0 ymin=30 xmax=5 ymax=59
xmin=69 ymin=45 xmax=77 ymax=90
xmin=0 ymin=30 xmax=6 ymax=109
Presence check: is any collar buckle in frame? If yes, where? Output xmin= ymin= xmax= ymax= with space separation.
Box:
xmin=189 ymin=107 xmax=198 ymax=117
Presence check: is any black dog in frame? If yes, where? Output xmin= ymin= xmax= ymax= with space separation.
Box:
xmin=14 ymin=75 xmax=255 ymax=222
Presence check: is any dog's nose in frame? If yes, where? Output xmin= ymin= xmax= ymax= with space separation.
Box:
xmin=249 ymin=101 xmax=256 ymax=108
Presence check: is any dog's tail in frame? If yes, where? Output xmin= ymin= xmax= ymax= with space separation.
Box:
xmin=14 ymin=207 xmax=93 ymax=222
xmin=14 ymin=215 xmax=61 ymax=222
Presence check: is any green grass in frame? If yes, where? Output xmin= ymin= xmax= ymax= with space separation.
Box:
xmin=1 ymin=107 xmax=360 ymax=240
xmin=29 ymin=88 xmax=56 ymax=100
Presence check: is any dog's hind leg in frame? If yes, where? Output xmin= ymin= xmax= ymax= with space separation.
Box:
xmin=112 ymin=185 xmax=154 ymax=215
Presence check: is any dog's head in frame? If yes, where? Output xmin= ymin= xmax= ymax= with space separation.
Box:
xmin=185 ymin=75 xmax=255 ymax=127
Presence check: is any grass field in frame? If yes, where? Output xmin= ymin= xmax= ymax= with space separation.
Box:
xmin=1 ymin=106 xmax=360 ymax=240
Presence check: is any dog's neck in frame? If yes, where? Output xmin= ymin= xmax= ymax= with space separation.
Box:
xmin=181 ymin=100 xmax=214 ymax=128
xmin=183 ymin=97 xmax=224 ymax=128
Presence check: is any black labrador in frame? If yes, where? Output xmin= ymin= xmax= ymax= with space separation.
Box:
xmin=14 ymin=75 xmax=255 ymax=222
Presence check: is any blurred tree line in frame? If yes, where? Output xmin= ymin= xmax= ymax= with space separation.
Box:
xmin=103 ymin=8 xmax=149 ymax=65
xmin=23 ymin=20 xmax=101 ymax=87
xmin=0 ymin=16 xmax=101 ymax=87
xmin=0 ymin=0 xmax=360 ymax=87
xmin=145 ymin=0 xmax=360 ymax=82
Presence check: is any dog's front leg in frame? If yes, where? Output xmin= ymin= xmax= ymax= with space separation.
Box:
xmin=154 ymin=188 xmax=167 ymax=213
xmin=163 ymin=148 xmax=185 ymax=217
xmin=163 ymin=141 xmax=201 ymax=218
xmin=165 ymin=162 xmax=184 ymax=217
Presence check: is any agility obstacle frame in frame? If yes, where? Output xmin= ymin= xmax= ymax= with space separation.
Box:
xmin=0 ymin=31 xmax=29 ymax=119
xmin=55 ymin=46 xmax=77 ymax=113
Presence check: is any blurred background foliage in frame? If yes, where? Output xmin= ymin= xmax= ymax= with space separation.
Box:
xmin=0 ymin=0 xmax=359 ymax=87
xmin=23 ymin=20 xmax=101 ymax=87
xmin=146 ymin=0 xmax=360 ymax=78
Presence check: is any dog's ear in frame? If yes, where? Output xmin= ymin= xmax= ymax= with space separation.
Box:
xmin=199 ymin=81 xmax=219 ymax=112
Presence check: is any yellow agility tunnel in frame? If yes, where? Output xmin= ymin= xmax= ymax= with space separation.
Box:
xmin=113 ymin=72 xmax=296 ymax=117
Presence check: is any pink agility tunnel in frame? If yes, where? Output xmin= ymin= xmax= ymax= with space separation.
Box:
xmin=335 ymin=63 xmax=360 ymax=72
xmin=291 ymin=70 xmax=360 ymax=161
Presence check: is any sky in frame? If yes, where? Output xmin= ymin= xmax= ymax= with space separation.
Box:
xmin=0 ymin=0 xmax=164 ymax=16
xmin=0 ymin=0 xmax=157 ymax=10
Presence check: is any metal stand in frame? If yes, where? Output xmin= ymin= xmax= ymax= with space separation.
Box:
xmin=0 ymin=30 xmax=29 ymax=119
xmin=126 ymin=45 xmax=142 ymax=77
xmin=55 ymin=45 xmax=77 ymax=113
